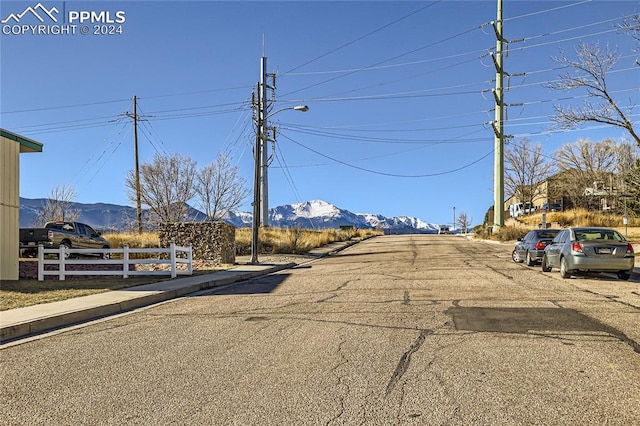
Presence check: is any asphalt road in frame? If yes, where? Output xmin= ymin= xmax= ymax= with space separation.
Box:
xmin=2 ymin=235 xmax=639 ymax=425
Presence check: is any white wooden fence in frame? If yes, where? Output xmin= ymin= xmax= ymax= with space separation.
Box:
xmin=37 ymin=242 xmax=192 ymax=281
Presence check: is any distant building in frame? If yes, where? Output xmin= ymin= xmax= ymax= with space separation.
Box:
xmin=1 ymin=129 xmax=43 ymax=280
xmin=503 ymin=169 xmax=624 ymax=219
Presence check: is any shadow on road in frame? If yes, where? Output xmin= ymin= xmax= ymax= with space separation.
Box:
xmin=203 ymin=273 xmax=292 ymax=295
xmin=446 ymin=306 xmax=640 ymax=353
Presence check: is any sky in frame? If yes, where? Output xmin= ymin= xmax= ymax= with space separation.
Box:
xmin=1 ymin=0 xmax=638 ymax=227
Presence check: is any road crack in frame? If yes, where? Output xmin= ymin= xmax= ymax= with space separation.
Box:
xmin=385 ymin=329 xmax=433 ymax=396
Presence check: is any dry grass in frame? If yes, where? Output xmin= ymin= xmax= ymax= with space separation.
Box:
xmin=3 ymin=227 xmax=382 ymax=311
xmin=477 ymin=209 xmax=640 ymax=242
xmin=235 ymin=227 xmax=382 ymax=255
xmin=102 ymin=231 xmax=160 ymax=248
xmin=518 ymin=208 xmax=640 ymax=229
xmin=103 ymin=228 xmax=381 ymax=256
xmin=0 ymin=276 xmax=171 ymax=311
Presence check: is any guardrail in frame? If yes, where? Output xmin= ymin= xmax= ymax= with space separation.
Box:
xmin=37 ymin=242 xmax=192 ymax=281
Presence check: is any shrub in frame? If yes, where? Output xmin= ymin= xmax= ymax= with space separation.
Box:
xmin=518 ymin=208 xmax=640 ymax=228
xmin=234 ymin=227 xmax=381 ymax=255
xmin=101 ymin=232 xmax=161 ymax=259
xmin=102 ymin=231 xmax=160 ymax=248
xmin=474 ymin=225 xmax=527 ymax=242
xmin=496 ymin=226 xmax=528 ymax=242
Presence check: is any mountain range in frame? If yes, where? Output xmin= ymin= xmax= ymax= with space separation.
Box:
xmin=18 ymin=198 xmax=441 ymax=234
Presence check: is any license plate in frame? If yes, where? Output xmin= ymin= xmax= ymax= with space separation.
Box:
xmin=597 ymin=247 xmax=612 ymax=254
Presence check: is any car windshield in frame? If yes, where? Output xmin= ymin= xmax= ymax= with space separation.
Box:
xmin=574 ymin=230 xmax=625 ymax=242
xmin=536 ymin=230 xmax=559 ymax=239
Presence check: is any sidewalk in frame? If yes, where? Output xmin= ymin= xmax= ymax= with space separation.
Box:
xmin=1 ymin=241 xmax=356 ymax=344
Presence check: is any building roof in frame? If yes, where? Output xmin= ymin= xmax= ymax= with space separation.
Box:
xmin=0 ymin=128 xmax=43 ymax=153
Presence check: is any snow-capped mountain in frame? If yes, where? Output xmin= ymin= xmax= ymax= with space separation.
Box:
xmin=270 ymin=200 xmax=370 ymax=229
xmin=19 ymin=198 xmax=440 ymax=233
xmin=224 ymin=200 xmax=439 ymax=234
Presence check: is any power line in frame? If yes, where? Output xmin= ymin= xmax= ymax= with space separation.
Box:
xmin=136 ymin=103 xmax=171 ymax=156
xmin=280 ymin=133 xmax=493 ymax=178
xmin=280 ymin=24 xmax=483 ymax=98
xmin=281 ymin=1 xmax=443 ymax=76
xmin=281 ymin=125 xmax=488 ymax=145
xmin=1 ymin=98 xmax=130 ymax=115
xmin=70 ymin=116 xmax=129 ymax=185
xmin=504 ymin=0 xmax=594 ymax=22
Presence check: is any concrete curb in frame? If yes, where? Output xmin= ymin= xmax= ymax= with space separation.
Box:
xmin=1 ymin=238 xmax=364 ymax=344
xmin=0 ymin=263 xmax=294 ymax=343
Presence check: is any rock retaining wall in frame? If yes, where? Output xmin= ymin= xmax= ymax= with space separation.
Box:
xmin=158 ymin=222 xmax=235 ymax=263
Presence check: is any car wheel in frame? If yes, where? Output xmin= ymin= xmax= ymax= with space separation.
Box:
xmin=59 ymin=242 xmax=71 ymax=259
xmin=541 ymin=255 xmax=552 ymax=272
xmin=617 ymin=271 xmax=631 ymax=280
xmin=512 ymin=249 xmax=523 ymax=263
xmin=559 ymin=257 xmax=572 ymax=279
xmin=525 ymin=251 xmax=535 ymax=266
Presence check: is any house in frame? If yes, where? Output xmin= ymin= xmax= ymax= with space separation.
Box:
xmin=1 ymin=129 xmax=43 ymax=281
xmin=504 ymin=169 xmax=626 ymax=218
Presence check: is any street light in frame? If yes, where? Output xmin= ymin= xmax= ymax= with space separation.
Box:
xmin=453 ymin=206 xmax=456 ymax=233
xmin=250 ymin=104 xmax=309 ymax=264
xmin=261 ymin=105 xmax=310 ymax=227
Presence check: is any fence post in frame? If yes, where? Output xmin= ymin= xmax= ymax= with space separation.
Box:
xmin=59 ymin=246 xmax=66 ymax=281
xmin=187 ymin=244 xmax=193 ymax=275
xmin=38 ymin=244 xmax=44 ymax=281
xmin=123 ymin=245 xmax=129 ymax=279
xmin=170 ymin=241 xmax=177 ymax=278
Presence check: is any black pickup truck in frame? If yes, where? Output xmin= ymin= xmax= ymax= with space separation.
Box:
xmin=19 ymin=221 xmax=111 ymax=258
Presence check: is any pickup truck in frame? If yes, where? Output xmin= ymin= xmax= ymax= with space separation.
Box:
xmin=19 ymin=221 xmax=111 ymax=258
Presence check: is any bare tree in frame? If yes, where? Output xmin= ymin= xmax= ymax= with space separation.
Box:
xmin=505 ymin=138 xmax=552 ymax=206
xmin=35 ymin=184 xmax=80 ymax=225
xmin=618 ymin=13 xmax=640 ymax=48
xmin=455 ymin=211 xmax=472 ymax=233
xmin=625 ymin=158 xmax=640 ymax=215
xmin=195 ymin=154 xmax=249 ymax=222
xmin=548 ymin=42 xmax=639 ymax=148
xmin=617 ymin=139 xmax=640 ymax=215
xmin=126 ymin=153 xmax=197 ymax=224
xmin=553 ymin=138 xmax=621 ymax=209
xmin=616 ymin=139 xmax=640 ymax=179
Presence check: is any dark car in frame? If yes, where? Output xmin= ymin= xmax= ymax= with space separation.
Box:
xmin=541 ymin=227 xmax=635 ymax=280
xmin=540 ymin=202 xmax=562 ymax=212
xmin=512 ymin=229 xmax=561 ymax=266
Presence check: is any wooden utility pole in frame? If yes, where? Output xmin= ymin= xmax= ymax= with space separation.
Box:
xmin=132 ymin=96 xmax=142 ymax=234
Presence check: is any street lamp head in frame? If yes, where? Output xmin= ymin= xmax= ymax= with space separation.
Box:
xmin=293 ymin=105 xmax=309 ymax=112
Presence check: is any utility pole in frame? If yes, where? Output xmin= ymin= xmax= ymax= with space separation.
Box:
xmin=453 ymin=206 xmax=456 ymax=232
xmin=250 ymin=85 xmax=262 ymax=264
xmin=259 ymin=55 xmax=270 ymax=227
xmin=131 ymin=96 xmax=143 ymax=234
xmin=491 ymin=0 xmax=505 ymax=231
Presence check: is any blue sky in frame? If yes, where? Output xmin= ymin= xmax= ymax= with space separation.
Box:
xmin=2 ymin=0 xmax=638 ymax=227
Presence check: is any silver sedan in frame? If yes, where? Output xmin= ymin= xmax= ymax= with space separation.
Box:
xmin=541 ymin=227 xmax=635 ymax=280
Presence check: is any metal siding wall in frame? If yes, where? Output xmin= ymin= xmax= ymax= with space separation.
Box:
xmin=0 ymin=138 xmax=20 ymax=280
